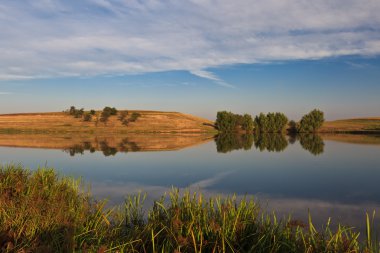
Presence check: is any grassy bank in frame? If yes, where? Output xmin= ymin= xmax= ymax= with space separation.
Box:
xmin=1 ymin=164 xmax=379 ymax=252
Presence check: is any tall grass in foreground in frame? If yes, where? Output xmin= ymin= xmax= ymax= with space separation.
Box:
xmin=0 ymin=164 xmax=379 ymax=252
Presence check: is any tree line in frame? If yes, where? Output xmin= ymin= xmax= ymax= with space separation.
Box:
xmin=216 ymin=109 xmax=324 ymax=133
xmin=66 ymin=106 xmax=141 ymax=126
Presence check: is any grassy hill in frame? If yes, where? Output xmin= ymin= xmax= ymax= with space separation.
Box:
xmin=320 ymin=117 xmax=380 ymax=133
xmin=2 ymin=111 xmax=379 ymax=135
xmin=0 ymin=110 xmax=217 ymax=134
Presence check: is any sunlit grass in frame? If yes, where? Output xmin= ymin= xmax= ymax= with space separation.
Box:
xmin=1 ymin=164 xmax=379 ymax=252
xmin=322 ymin=118 xmax=380 ymax=133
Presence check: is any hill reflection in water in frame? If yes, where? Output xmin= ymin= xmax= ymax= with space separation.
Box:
xmin=0 ymin=132 xmax=379 ymax=157
xmin=64 ymin=133 xmax=325 ymax=156
xmin=0 ymin=133 xmax=214 ymax=156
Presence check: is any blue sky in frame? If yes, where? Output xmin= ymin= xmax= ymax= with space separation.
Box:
xmin=0 ymin=0 xmax=380 ymax=120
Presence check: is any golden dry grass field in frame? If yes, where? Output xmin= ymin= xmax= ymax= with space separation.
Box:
xmin=0 ymin=110 xmax=216 ymax=134
xmin=320 ymin=117 xmax=380 ymax=133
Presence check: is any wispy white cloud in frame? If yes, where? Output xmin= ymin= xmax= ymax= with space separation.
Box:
xmin=190 ymin=70 xmax=235 ymax=88
xmin=0 ymin=0 xmax=379 ymax=84
xmin=345 ymin=61 xmax=372 ymax=69
xmin=0 ymin=92 xmax=12 ymax=95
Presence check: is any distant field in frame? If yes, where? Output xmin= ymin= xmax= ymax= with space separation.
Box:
xmin=320 ymin=117 xmax=380 ymax=133
xmin=0 ymin=110 xmax=217 ymax=134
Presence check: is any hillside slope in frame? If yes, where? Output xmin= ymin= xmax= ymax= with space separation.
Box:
xmin=320 ymin=117 xmax=380 ymax=133
xmin=0 ymin=111 xmax=216 ymax=134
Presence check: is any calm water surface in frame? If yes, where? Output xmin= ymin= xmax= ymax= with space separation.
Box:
xmin=1 ymin=134 xmax=380 ymax=233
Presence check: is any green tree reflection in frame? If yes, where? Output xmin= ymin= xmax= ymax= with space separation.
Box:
xmin=64 ymin=138 xmax=142 ymax=157
xmin=253 ymin=134 xmax=288 ymax=152
xmin=298 ymin=134 xmax=325 ymax=155
xmin=64 ymin=144 xmax=85 ymax=156
xmin=119 ymin=138 xmax=141 ymax=152
xmin=99 ymin=141 xmax=118 ymax=156
xmin=215 ymin=133 xmax=254 ymax=153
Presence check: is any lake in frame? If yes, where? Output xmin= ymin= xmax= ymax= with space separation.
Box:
xmin=1 ymin=133 xmax=379 ymax=234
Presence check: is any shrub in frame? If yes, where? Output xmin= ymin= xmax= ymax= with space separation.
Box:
xmin=74 ymin=108 xmax=84 ymax=118
xmin=129 ymin=112 xmax=141 ymax=122
xmin=83 ymin=113 xmax=92 ymax=122
xmin=103 ymin=106 xmax=118 ymax=116
xmin=68 ymin=106 xmax=84 ymax=118
xmin=100 ymin=107 xmax=118 ymax=124
xmin=118 ymin=111 xmax=129 ymax=121
xmin=69 ymin=106 xmax=76 ymax=115
xmin=100 ymin=110 xmax=111 ymax=123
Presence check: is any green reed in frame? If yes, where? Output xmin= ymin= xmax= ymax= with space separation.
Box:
xmin=0 ymin=164 xmax=379 ymax=252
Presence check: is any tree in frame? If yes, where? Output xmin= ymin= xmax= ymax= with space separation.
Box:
xmin=90 ymin=110 xmax=96 ymax=115
xmin=254 ymin=112 xmax=288 ymax=133
xmin=216 ymin=111 xmax=255 ymax=133
xmin=234 ymin=114 xmax=245 ymax=129
xmin=241 ymin=114 xmax=254 ymax=132
xmin=254 ymin=113 xmax=268 ymax=133
xmin=273 ymin=112 xmax=288 ymax=132
xmin=266 ymin=113 xmax=276 ymax=132
xmin=298 ymin=109 xmax=324 ymax=133
xmin=216 ymin=111 xmax=237 ymax=132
